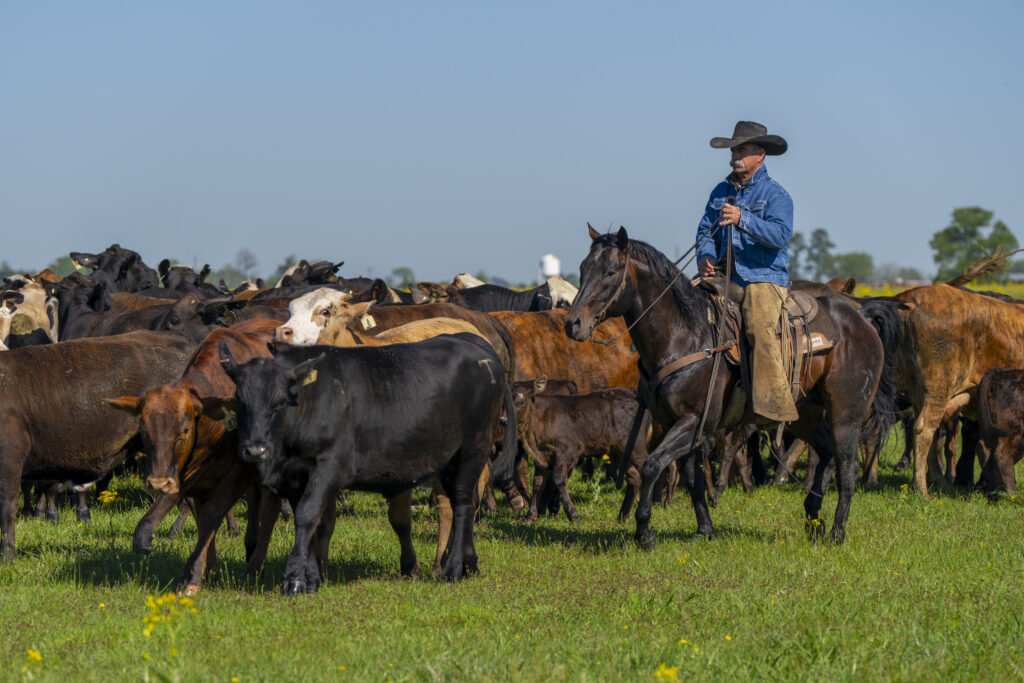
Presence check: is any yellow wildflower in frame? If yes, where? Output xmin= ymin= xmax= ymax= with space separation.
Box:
xmin=98 ymin=490 xmax=121 ymax=505
xmin=654 ymin=663 xmax=680 ymax=682
xmin=26 ymin=649 xmax=42 ymax=662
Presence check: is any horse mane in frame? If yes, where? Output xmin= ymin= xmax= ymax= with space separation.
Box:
xmin=592 ymin=234 xmax=708 ymax=324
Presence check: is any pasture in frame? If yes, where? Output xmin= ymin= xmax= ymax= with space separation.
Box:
xmin=2 ymin=437 xmax=1022 ymax=681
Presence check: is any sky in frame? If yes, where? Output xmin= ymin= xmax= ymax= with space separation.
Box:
xmin=2 ymin=1 xmax=1022 ymax=284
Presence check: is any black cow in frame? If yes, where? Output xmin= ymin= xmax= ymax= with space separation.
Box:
xmin=158 ymin=261 xmax=223 ymax=298
xmin=69 ymin=244 xmax=161 ymax=293
xmin=218 ymin=332 xmax=516 ymax=593
xmin=0 ymin=331 xmax=193 ymax=559
xmin=417 ymin=282 xmax=555 ymax=312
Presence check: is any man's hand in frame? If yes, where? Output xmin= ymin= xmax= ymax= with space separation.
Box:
xmin=699 ymin=257 xmax=716 ymax=278
xmin=719 ymin=203 xmax=742 ymax=226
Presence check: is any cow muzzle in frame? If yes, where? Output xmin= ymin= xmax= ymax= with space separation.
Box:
xmin=146 ymin=476 xmax=179 ymax=496
xmin=272 ymin=326 xmax=294 ymax=346
xmin=242 ymin=444 xmax=269 ymax=463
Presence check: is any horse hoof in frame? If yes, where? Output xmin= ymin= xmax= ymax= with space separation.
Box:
xmin=636 ymin=529 xmax=657 ymax=551
xmin=805 ymin=518 xmax=826 ymax=543
xmin=282 ymin=580 xmax=306 ymax=596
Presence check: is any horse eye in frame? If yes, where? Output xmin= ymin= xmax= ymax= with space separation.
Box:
xmin=606 ymin=270 xmax=616 ymax=277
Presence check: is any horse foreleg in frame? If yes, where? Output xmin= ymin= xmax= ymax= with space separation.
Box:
xmin=635 ymin=416 xmax=700 ymax=551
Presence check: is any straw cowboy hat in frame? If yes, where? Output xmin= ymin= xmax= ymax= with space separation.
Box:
xmin=710 ymin=121 xmax=787 ymax=156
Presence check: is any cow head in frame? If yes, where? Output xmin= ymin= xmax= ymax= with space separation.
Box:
xmin=415 ymin=282 xmax=450 ymax=304
xmin=220 ymin=341 xmax=323 ymax=464
xmin=273 ymin=287 xmax=354 ymax=347
xmin=1 ymin=276 xmax=60 ymax=347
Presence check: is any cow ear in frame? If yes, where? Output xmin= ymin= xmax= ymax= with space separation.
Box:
xmin=370 ymin=279 xmax=390 ymax=304
xmin=255 ymin=278 xmax=265 ymax=289
xmin=158 ymin=259 xmax=171 ymax=286
xmin=411 ymin=286 xmax=429 ymax=304
xmin=287 ymin=354 xmax=325 ymax=403
xmin=616 ymin=226 xmax=629 ymax=251
xmin=197 ymin=395 xmax=235 ymax=420
xmin=533 ymin=377 xmax=548 ymax=393
xmin=588 ymin=223 xmax=601 ymax=241
xmin=105 ymin=395 xmax=144 ymax=415
xmin=198 ymin=264 xmax=211 ymax=282
xmin=219 ymin=339 xmax=240 ymax=378
xmin=88 ymin=281 xmax=110 ymax=313
xmin=843 ymin=277 xmax=856 ymax=294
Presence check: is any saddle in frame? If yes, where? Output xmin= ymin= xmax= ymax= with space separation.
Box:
xmin=693 ymin=276 xmax=838 ymax=401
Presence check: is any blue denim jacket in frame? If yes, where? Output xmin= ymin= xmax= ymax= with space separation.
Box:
xmin=695 ymin=164 xmax=794 ymax=287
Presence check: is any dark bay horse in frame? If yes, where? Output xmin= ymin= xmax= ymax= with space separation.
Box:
xmin=564 ymin=226 xmax=898 ymax=547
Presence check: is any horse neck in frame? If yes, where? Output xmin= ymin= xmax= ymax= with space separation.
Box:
xmin=623 ymin=261 xmax=715 ymax=371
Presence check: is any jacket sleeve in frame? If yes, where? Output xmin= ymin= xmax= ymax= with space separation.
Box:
xmin=695 ymin=191 xmax=721 ymax=265
xmin=738 ymin=187 xmax=793 ymax=250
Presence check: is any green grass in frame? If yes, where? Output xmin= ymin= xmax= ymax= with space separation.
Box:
xmin=2 ymin=437 xmax=1023 ymax=682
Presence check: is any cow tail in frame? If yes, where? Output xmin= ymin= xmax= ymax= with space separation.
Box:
xmin=858 ymin=299 xmax=903 ymax=447
xmin=490 ymin=375 xmax=518 ymax=483
xmin=490 ymin=318 xmax=516 ymax=384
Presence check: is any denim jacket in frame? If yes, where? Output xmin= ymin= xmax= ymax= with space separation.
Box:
xmin=695 ymin=165 xmax=794 ymax=287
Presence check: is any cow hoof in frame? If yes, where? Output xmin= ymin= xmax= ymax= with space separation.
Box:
xmin=78 ymin=510 xmax=92 ymax=525
xmin=282 ymin=580 xmax=306 ymax=596
xmin=829 ymin=526 xmax=846 ymax=544
xmin=132 ymin=540 xmax=153 ymax=554
xmin=400 ymin=565 xmax=420 ymax=580
xmin=180 ymin=584 xmax=202 ymax=597
xmin=46 ymin=512 xmax=59 ymax=524
xmin=696 ymin=527 xmax=714 ymax=540
xmin=508 ymin=495 xmax=526 ymax=512
xmin=636 ymin=529 xmax=657 ymax=551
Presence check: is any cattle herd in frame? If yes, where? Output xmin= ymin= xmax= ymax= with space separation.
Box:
xmin=0 ymin=239 xmax=1020 ymax=597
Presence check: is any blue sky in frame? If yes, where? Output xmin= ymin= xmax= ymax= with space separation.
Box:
xmin=2 ymin=1 xmax=1021 ymax=283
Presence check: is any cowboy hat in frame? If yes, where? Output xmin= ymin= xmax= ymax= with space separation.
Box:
xmin=710 ymin=121 xmax=787 ymax=156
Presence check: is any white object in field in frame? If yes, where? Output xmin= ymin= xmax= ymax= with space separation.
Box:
xmin=540 ymin=254 xmax=561 ymax=279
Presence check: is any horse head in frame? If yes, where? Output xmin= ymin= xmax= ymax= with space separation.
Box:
xmin=564 ymin=224 xmax=632 ymax=341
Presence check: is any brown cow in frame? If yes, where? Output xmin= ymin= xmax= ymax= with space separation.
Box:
xmin=107 ymin=319 xmax=284 ymax=594
xmin=883 ymin=284 xmax=1024 ymax=495
xmin=975 ymin=367 xmax=1024 ymax=496
xmin=512 ymin=385 xmax=650 ymax=523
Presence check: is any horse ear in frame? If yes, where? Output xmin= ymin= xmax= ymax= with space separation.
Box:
xmin=588 ymin=223 xmax=600 ymax=241
xmin=616 ymin=226 xmax=629 ymax=251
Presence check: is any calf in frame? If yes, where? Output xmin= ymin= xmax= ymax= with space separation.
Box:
xmin=220 ymin=333 xmax=516 ymax=593
xmin=976 ymin=367 xmax=1024 ymax=496
xmin=0 ymin=331 xmax=193 ymax=558
xmin=513 ymin=385 xmax=650 ymax=523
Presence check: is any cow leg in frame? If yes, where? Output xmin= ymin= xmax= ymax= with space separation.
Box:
xmin=0 ymin=426 xmax=30 ymax=560
xmin=132 ymin=492 xmax=181 ymax=552
xmin=773 ymin=438 xmax=806 ymax=485
xmin=619 ymin=464 xmax=640 ymax=521
xmin=635 ymin=415 xmax=703 ymax=550
xmin=431 ymin=480 xmax=452 ymax=577
xmin=282 ymin=477 xmax=336 ymax=595
xmin=168 ymin=498 xmax=194 ymax=539
xmin=913 ymin=406 xmax=945 ymax=495
xmin=75 ymin=490 xmax=91 ymax=525
xmin=440 ymin=447 xmax=488 ymax=581
xmin=553 ymin=458 xmax=578 ymax=522
xmin=954 ymin=420 xmax=979 ymax=487
xmin=735 ymin=439 xmax=754 ymax=493
xmin=224 ymin=509 xmax=240 ymax=537
xmin=179 ymin=479 xmax=250 ymax=596
xmin=942 ymin=419 xmax=959 ymax=483
xmin=306 ymin=499 xmax=338 ymax=591
xmin=525 ymin=465 xmax=550 ymax=524
xmin=44 ymin=484 xmax=59 ymax=524
xmin=20 ymin=481 xmax=34 ymax=519
xmin=715 ymin=437 xmax=736 ymax=496
xmin=244 ymin=485 xmax=281 ymax=582
xmin=386 ymin=489 xmax=419 ymax=579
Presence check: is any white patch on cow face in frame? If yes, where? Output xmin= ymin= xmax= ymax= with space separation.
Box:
xmin=278 ymin=288 xmax=352 ymax=346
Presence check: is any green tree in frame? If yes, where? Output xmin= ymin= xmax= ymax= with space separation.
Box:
xmin=208 ymin=264 xmax=247 ymax=290
xmin=806 ymin=228 xmax=835 ymax=281
xmin=46 ymin=255 xmax=79 ymax=277
xmin=388 ymin=267 xmax=416 ymax=289
xmin=829 ymin=252 xmax=874 ymax=283
xmin=789 ymin=232 xmax=808 ymax=279
xmin=930 ymin=207 xmax=1018 ymax=283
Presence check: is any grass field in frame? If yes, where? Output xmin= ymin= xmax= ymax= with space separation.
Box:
xmin=2 ymin=434 xmax=1022 ymax=682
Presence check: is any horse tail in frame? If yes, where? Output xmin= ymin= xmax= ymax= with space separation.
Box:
xmin=858 ymin=299 xmax=905 ymax=447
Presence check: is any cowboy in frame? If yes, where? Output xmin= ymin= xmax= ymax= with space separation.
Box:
xmin=695 ymin=121 xmax=798 ymax=423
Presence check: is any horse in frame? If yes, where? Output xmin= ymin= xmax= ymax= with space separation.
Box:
xmin=564 ymin=226 xmax=899 ymax=547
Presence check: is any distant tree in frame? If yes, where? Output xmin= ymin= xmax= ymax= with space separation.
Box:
xmin=0 ymin=261 xmax=18 ymax=279
xmin=387 ymin=267 xmax=416 ymax=289
xmin=875 ymin=263 xmax=925 ymax=283
xmin=209 ymin=264 xmax=247 ymax=290
xmin=806 ymin=228 xmax=835 ymax=281
xmin=789 ymin=231 xmax=808 ymax=279
xmin=897 ymin=266 xmax=924 ymax=282
xmin=46 ymin=256 xmax=79 ymax=277
xmin=274 ymin=254 xmax=298 ymax=279
xmin=473 ymin=270 xmax=490 ymax=284
xmin=829 ymin=252 xmax=874 ymax=283
xmin=235 ymin=249 xmax=259 ymax=279
xmin=562 ymin=272 xmax=580 ymax=286
xmin=930 ymin=206 xmax=1018 ymax=283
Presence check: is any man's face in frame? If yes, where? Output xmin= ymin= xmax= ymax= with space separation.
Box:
xmin=730 ymin=143 xmax=765 ymax=174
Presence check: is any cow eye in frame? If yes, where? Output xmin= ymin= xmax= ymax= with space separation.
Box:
xmin=320 ymin=308 xmax=330 ymax=317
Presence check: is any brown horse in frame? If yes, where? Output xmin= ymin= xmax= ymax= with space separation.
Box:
xmin=564 ymin=227 xmax=898 ymax=547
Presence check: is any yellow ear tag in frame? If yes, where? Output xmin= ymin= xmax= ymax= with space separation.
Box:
xmin=360 ymin=314 xmax=376 ymax=330
xmin=302 ymin=369 xmax=318 ymax=386
xmin=221 ymin=406 xmax=237 ymax=432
